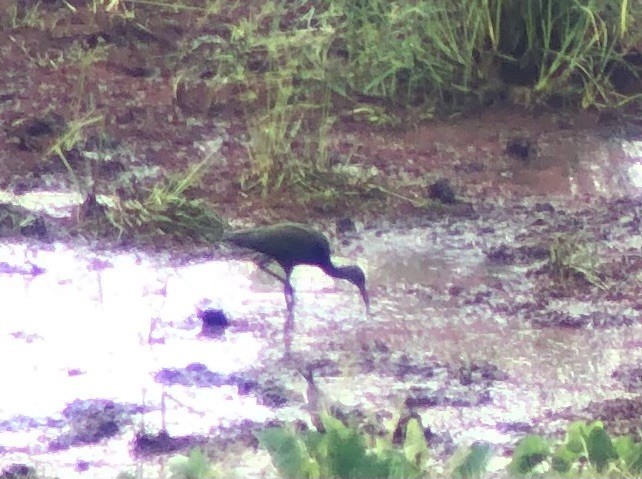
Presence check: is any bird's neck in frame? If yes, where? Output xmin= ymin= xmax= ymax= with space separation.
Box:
xmin=322 ymin=262 xmax=348 ymax=279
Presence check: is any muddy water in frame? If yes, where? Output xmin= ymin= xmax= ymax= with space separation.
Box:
xmin=305 ymin=219 xmax=639 ymax=449
xmin=0 ymin=139 xmax=641 ymax=477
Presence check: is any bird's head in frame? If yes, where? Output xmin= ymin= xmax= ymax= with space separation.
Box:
xmin=335 ymin=265 xmax=370 ymax=314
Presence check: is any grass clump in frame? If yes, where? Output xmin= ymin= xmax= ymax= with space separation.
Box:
xmin=46 ymin=111 xmax=105 ymax=196
xmin=103 ymin=159 xmax=226 ymax=242
xmin=499 ymin=0 xmax=638 ymax=108
xmin=236 ymin=12 xmax=341 ymax=198
xmin=2 ymin=0 xmax=44 ymax=29
xmin=166 ymin=0 xmax=642 ymax=206
xmin=330 ymin=0 xmax=641 ymax=109
xmin=332 ymin=0 xmax=497 ymax=107
xmin=549 ymin=233 xmax=607 ymax=289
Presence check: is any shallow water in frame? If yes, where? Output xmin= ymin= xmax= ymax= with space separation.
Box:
xmin=0 ymin=137 xmax=641 ymax=478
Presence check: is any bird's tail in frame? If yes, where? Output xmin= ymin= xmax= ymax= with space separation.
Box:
xmin=221 ymin=228 xmax=245 ymax=243
xmin=220 ymin=226 xmax=262 ymax=245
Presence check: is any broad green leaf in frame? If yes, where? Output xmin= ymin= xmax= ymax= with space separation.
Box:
xmin=508 ymin=434 xmax=550 ymax=475
xmin=587 ymin=425 xmax=618 ymax=472
xmin=565 ymin=421 xmax=590 ymax=454
xmin=452 ymin=442 xmax=492 ymax=479
xmin=169 ymin=448 xmax=217 ymax=479
xmin=552 ymin=440 xmax=587 ymax=474
xmin=403 ymin=418 xmax=430 ymax=467
xmin=257 ymin=428 xmax=317 ymax=479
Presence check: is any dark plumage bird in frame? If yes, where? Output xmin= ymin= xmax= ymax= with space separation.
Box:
xmin=223 ymin=223 xmax=370 ymax=315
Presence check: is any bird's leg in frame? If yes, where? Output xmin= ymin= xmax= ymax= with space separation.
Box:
xmin=284 ymin=280 xmax=295 ymax=314
xmin=282 ymin=279 xmax=295 ymax=358
xmin=257 ymin=257 xmax=296 ymax=314
xmin=283 ymin=299 xmax=294 ymax=358
xmin=256 ymin=257 xmax=288 ymax=284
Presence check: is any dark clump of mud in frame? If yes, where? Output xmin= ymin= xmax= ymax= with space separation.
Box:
xmin=49 ymin=399 xmax=145 ymax=451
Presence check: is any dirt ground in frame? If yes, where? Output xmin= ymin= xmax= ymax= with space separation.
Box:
xmin=1 ymin=2 xmax=639 ymax=230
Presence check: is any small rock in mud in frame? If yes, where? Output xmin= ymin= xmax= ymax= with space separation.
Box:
xmin=10 ymin=113 xmax=66 ymax=152
xmin=394 ymin=354 xmax=437 ymax=379
xmin=199 ymin=308 xmax=229 ymax=327
xmin=505 ymin=136 xmax=537 ymax=161
xmin=232 ymin=375 xmax=259 ymax=395
xmin=448 ymin=285 xmax=464 ymax=296
xmin=155 ymin=363 xmax=233 ymax=387
xmin=132 ymin=430 xmax=197 ymax=457
xmin=255 ymin=380 xmax=290 ymax=408
xmin=486 ymin=244 xmax=549 ymax=265
xmin=455 ymin=362 xmax=508 ymax=385
xmin=336 ymin=217 xmax=356 ymax=234
xmin=496 ymin=421 xmax=533 ymax=434
xmin=20 ymin=217 xmax=48 ymax=240
xmin=197 ymin=308 xmax=230 ymax=337
xmin=462 ymin=288 xmax=493 ymax=305
xmin=49 ymin=399 xmax=142 ymax=450
xmin=427 ymin=178 xmax=457 ymax=204
xmin=0 ymin=463 xmax=36 ymax=479
xmin=534 ymin=202 xmax=555 ymax=213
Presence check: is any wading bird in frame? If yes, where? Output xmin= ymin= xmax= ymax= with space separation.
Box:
xmin=223 ymin=223 xmax=370 ymax=316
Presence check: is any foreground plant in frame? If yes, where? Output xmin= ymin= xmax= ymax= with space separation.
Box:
xmin=509 ymin=420 xmax=642 ymax=476
xmin=257 ymin=411 xmax=428 ymax=479
xmin=169 ymin=448 xmax=219 ymax=479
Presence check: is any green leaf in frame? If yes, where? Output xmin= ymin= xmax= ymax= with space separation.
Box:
xmin=508 ymin=435 xmax=550 ymax=475
xmin=551 ymin=453 xmax=572 ymax=474
xmin=587 ymin=425 xmax=618 ymax=472
xmin=614 ymin=436 xmax=642 ymax=474
xmin=565 ymin=421 xmax=590 ymax=454
xmin=403 ymin=418 xmax=430 ymax=467
xmin=169 ymin=448 xmax=216 ymax=479
xmin=257 ymin=427 xmax=316 ymax=479
xmin=452 ymin=442 xmax=492 ymax=479
xmin=324 ymin=415 xmax=370 ymax=478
